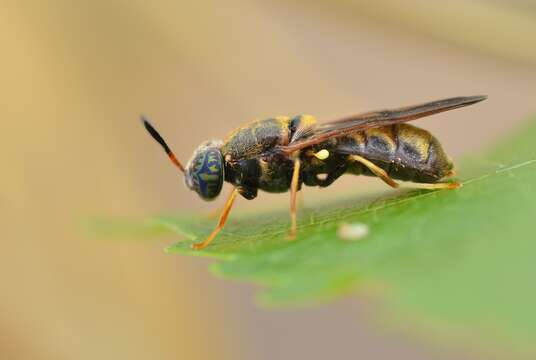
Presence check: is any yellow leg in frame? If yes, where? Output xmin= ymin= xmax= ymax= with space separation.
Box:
xmin=350 ymin=155 xmax=461 ymax=190
xmin=207 ymin=188 xmax=234 ymax=219
xmin=408 ymin=182 xmax=462 ymax=190
xmin=349 ymin=155 xmax=399 ymax=188
xmin=191 ymin=188 xmax=239 ymax=250
xmin=289 ymin=158 xmax=301 ymax=239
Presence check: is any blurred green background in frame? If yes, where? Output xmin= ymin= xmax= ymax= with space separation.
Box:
xmin=2 ymin=0 xmax=535 ymax=359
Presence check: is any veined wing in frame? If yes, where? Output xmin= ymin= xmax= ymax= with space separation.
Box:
xmin=277 ymin=95 xmax=487 ymax=154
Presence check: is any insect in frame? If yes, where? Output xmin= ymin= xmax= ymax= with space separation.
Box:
xmin=142 ymin=95 xmax=486 ymax=249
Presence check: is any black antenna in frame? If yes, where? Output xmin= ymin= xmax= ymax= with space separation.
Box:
xmin=141 ymin=116 xmax=185 ymax=173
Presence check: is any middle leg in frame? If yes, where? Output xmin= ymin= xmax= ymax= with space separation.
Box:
xmin=289 ymin=158 xmax=301 ymax=239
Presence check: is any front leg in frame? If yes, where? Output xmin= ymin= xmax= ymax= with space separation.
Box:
xmin=207 ymin=186 xmax=256 ymax=219
xmin=192 ymin=188 xmax=239 ymax=250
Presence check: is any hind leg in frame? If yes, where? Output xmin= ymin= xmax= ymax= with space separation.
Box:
xmin=349 ymin=155 xmax=460 ymax=190
xmin=407 ymin=182 xmax=461 ymax=190
xmin=349 ymin=155 xmax=399 ymax=188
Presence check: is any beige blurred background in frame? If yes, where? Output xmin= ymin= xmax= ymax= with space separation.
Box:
xmin=2 ymin=1 xmax=535 ymax=359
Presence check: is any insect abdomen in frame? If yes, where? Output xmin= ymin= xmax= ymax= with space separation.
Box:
xmin=341 ymin=124 xmax=453 ymax=183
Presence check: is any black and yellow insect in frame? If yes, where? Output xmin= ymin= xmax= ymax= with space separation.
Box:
xmin=142 ymin=95 xmax=486 ymax=249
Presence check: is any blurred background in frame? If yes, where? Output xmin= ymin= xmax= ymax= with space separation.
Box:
xmin=2 ymin=0 xmax=535 ymax=359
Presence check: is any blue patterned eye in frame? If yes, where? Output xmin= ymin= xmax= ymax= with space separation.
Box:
xmin=185 ymin=144 xmax=224 ymax=200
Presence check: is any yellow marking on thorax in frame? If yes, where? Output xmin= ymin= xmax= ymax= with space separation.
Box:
xmin=274 ymin=116 xmax=291 ymax=145
xmin=298 ymin=114 xmax=316 ymax=127
xmin=292 ymin=114 xmax=317 ymax=142
xmin=275 ymin=115 xmax=291 ymax=123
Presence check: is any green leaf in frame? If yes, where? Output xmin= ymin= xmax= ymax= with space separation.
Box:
xmin=155 ymin=118 xmax=536 ymax=356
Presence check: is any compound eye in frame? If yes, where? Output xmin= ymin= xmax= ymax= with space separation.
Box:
xmin=187 ymin=148 xmax=224 ymax=200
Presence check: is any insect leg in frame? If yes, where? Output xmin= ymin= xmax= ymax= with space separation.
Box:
xmin=191 ymin=188 xmax=239 ymax=250
xmin=289 ymin=158 xmax=301 ymax=239
xmin=349 ymin=155 xmax=399 ymax=189
xmin=207 ymin=187 xmax=236 ymax=219
xmin=408 ymin=182 xmax=461 ymax=190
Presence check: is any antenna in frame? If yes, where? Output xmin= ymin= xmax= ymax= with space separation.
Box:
xmin=141 ymin=116 xmax=185 ymax=173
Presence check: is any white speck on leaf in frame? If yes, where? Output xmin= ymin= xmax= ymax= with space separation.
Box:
xmin=337 ymin=222 xmax=369 ymax=241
